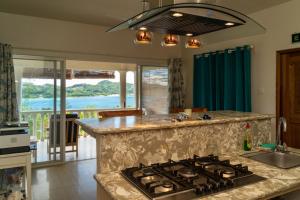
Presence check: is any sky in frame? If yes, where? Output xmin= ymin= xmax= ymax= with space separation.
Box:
xmin=22 ymin=71 xmax=135 ymax=86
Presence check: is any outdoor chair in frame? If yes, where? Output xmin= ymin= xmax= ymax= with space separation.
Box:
xmin=48 ymin=113 xmax=79 ymax=157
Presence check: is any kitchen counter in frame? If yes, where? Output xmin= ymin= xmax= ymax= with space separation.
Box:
xmin=76 ymin=111 xmax=273 ymax=174
xmin=76 ymin=111 xmax=273 ymax=137
xmin=95 ymin=154 xmax=300 ymax=200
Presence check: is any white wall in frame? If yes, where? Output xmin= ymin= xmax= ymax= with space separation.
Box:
xmin=0 ymin=12 xmax=181 ymax=66
xmin=182 ymin=0 xmax=300 ymax=115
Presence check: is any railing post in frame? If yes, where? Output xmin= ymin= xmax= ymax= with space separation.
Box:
xmin=83 ymin=111 xmax=88 ymax=137
xmin=32 ymin=113 xmax=37 ymax=140
xmin=41 ymin=113 xmax=45 ymax=141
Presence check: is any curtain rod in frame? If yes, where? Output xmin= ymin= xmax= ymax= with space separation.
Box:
xmin=195 ymin=45 xmax=254 ymax=57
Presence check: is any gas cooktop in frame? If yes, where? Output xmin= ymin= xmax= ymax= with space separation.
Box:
xmin=121 ymin=155 xmax=265 ymax=200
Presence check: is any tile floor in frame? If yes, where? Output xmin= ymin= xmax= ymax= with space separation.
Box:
xmin=32 ymin=136 xmax=96 ymax=163
xmin=32 ymin=159 xmax=96 ymax=200
xmin=30 ymin=157 xmax=300 ymax=200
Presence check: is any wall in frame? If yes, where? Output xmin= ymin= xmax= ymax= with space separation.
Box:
xmin=2 ymin=1 xmax=300 ymax=139
xmin=183 ymin=0 xmax=300 ymax=112
xmin=0 ymin=12 xmax=181 ymax=66
xmin=182 ymin=0 xmax=300 ymax=140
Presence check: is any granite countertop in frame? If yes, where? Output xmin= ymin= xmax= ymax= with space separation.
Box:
xmin=95 ymin=154 xmax=300 ymax=200
xmin=75 ymin=111 xmax=273 ymax=136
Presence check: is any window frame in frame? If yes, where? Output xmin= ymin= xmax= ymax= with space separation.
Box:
xmin=125 ymin=70 xmax=138 ymax=109
xmin=13 ymin=54 xmax=67 ymax=164
xmin=14 ymin=54 xmax=139 ymax=112
xmin=138 ymin=65 xmax=170 ymax=115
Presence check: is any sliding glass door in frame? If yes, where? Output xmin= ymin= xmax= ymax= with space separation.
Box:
xmin=140 ymin=66 xmax=169 ymax=115
xmin=13 ymin=57 xmax=66 ymax=165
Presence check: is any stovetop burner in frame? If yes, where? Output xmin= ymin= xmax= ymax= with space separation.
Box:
xmin=121 ymin=155 xmax=266 ymax=200
xmin=177 ymin=168 xmax=198 ymax=178
xmin=154 ymin=180 xmax=174 ymax=194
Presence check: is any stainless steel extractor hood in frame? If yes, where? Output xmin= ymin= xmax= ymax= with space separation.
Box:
xmin=107 ymin=0 xmax=265 ymax=38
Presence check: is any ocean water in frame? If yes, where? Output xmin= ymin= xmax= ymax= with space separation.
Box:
xmin=22 ymin=95 xmax=135 ymax=111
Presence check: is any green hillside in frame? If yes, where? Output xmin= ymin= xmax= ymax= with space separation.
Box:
xmin=22 ymin=80 xmax=134 ymax=98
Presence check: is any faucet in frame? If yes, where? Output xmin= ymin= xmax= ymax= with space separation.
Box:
xmin=276 ymin=117 xmax=287 ymax=153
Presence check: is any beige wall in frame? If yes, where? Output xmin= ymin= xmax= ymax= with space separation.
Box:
xmin=2 ymin=0 xmax=300 ymax=139
xmin=182 ymin=0 xmax=300 ymax=115
xmin=0 ymin=12 xmax=181 ymax=66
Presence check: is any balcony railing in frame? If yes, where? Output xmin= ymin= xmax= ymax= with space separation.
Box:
xmin=20 ymin=109 xmax=101 ymax=141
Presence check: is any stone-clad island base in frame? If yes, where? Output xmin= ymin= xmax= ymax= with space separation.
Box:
xmin=95 ymin=154 xmax=300 ymax=200
xmin=76 ymin=111 xmax=272 ymax=174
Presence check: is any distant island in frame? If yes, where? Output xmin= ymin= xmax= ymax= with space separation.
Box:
xmin=22 ymin=80 xmax=134 ymax=98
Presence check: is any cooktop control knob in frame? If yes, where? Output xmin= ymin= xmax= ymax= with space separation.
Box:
xmin=202 ymin=114 xmax=212 ymax=120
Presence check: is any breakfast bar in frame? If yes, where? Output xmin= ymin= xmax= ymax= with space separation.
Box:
xmin=76 ymin=111 xmax=273 ymax=174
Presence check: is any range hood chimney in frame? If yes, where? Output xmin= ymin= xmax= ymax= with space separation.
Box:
xmin=148 ymin=0 xmax=217 ymax=9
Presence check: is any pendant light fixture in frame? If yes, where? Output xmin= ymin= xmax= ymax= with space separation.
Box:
xmin=108 ymin=1 xmax=266 ymax=49
xmin=133 ymin=1 xmax=152 ymax=45
xmin=134 ymin=29 xmax=153 ymax=45
xmin=185 ymin=38 xmax=201 ymax=49
xmin=161 ymin=34 xmax=179 ymax=47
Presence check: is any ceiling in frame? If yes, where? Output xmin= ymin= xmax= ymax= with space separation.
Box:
xmin=0 ymin=0 xmax=291 ymax=27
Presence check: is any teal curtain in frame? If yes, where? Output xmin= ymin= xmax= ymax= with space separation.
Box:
xmin=193 ymin=45 xmax=251 ymax=112
xmin=0 ymin=43 xmax=19 ymax=122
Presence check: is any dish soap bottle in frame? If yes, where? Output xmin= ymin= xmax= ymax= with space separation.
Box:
xmin=243 ymin=122 xmax=252 ymax=151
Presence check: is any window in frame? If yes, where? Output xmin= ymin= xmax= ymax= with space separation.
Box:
xmin=126 ymin=71 xmax=136 ymax=108
xmin=15 ymin=59 xmax=138 ymax=112
xmin=66 ymin=60 xmax=137 ymax=110
xmin=65 ymin=69 xmax=121 ymax=110
xmin=13 ymin=59 xmax=61 ymax=112
xmin=141 ymin=66 xmax=169 ymax=114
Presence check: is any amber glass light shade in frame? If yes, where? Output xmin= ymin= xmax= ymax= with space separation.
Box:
xmin=185 ymin=38 xmax=201 ymax=48
xmin=161 ymin=34 xmax=179 ymax=47
xmin=134 ymin=30 xmax=152 ymax=44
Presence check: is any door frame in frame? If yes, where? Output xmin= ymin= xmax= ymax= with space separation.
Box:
xmin=276 ymin=47 xmax=300 ymax=140
xmin=13 ymin=54 xmax=66 ymax=167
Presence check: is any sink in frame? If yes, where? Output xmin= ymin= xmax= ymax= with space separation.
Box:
xmin=243 ymin=151 xmax=300 ymax=169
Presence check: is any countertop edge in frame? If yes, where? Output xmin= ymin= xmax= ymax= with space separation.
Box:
xmin=94 ymin=175 xmax=119 ymax=200
xmin=261 ymin=184 xmax=300 ymax=199
xmin=76 ymin=114 xmax=274 ymax=136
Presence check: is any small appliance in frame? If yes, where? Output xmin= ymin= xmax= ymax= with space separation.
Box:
xmin=0 ymin=122 xmax=30 ymax=155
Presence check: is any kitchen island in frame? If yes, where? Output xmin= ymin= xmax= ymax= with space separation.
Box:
xmin=76 ymin=111 xmax=274 ymax=200
xmin=76 ymin=111 xmax=272 ymax=174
